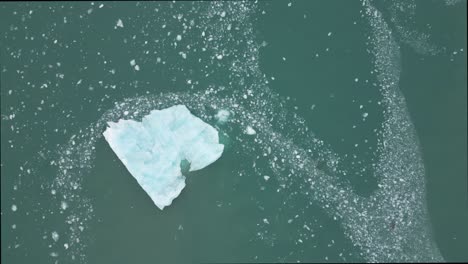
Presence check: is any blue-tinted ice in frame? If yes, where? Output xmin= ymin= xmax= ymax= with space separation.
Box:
xmin=103 ymin=105 xmax=224 ymax=210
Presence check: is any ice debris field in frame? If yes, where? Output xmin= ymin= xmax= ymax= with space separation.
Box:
xmin=103 ymin=105 xmax=224 ymax=210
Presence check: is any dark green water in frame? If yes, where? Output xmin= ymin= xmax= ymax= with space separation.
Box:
xmin=1 ymin=1 xmax=466 ymax=263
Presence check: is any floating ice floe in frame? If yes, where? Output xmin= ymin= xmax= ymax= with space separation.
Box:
xmin=103 ymin=105 xmax=224 ymax=210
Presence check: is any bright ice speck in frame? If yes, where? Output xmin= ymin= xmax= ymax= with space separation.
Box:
xmin=51 ymin=231 xmax=59 ymax=242
xmin=116 ymin=19 xmax=124 ymax=28
xmin=245 ymin=126 xmax=256 ymax=135
xmin=60 ymin=201 xmax=68 ymax=210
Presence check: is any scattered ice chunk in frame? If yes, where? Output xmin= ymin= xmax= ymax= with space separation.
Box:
xmin=134 ymin=65 xmax=140 ymax=71
xmin=215 ymin=109 xmax=230 ymax=123
xmin=116 ymin=19 xmax=124 ymax=28
xmin=263 ymin=218 xmax=270 ymax=224
xmin=124 ymin=111 xmax=129 ymax=116
xmin=176 ymin=35 xmax=182 ymax=41
xmin=51 ymin=231 xmax=59 ymax=242
xmin=263 ymin=175 xmax=270 ymax=181
xmin=245 ymin=126 xmax=256 ymax=135
xmin=103 ymin=105 xmax=224 ymax=210
xmin=60 ymin=201 xmax=68 ymax=210
xmin=130 ymin=59 xmax=136 ymax=66
xmin=11 ymin=204 xmax=17 ymax=212
xmin=216 ymin=54 xmax=223 ymax=60
xmin=64 ymin=243 xmax=69 ymax=249
xmin=220 ymin=11 xmax=226 ymax=17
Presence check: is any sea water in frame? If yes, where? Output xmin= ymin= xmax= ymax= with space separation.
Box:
xmin=1 ymin=1 xmax=467 ymax=263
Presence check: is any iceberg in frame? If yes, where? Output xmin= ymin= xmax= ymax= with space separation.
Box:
xmin=103 ymin=105 xmax=224 ymax=210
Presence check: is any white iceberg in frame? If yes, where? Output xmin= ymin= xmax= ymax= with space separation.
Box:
xmin=103 ymin=105 xmax=224 ymax=210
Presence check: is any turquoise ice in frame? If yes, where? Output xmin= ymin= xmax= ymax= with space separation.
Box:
xmin=103 ymin=105 xmax=224 ymax=210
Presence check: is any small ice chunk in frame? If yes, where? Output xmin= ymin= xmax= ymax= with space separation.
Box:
xmin=116 ymin=19 xmax=124 ymax=28
xmin=134 ymin=65 xmax=140 ymax=71
xmin=263 ymin=175 xmax=270 ymax=181
xmin=60 ymin=201 xmax=68 ymax=210
xmin=215 ymin=109 xmax=230 ymax=123
xmin=328 ymin=32 xmax=332 ymax=36
xmin=216 ymin=54 xmax=223 ymax=60
xmin=263 ymin=218 xmax=270 ymax=224
xmin=11 ymin=204 xmax=17 ymax=212
xmin=245 ymin=126 xmax=256 ymax=135
xmin=130 ymin=59 xmax=136 ymax=66
xmin=64 ymin=243 xmax=69 ymax=249
xmin=354 ymin=78 xmax=359 ymax=82
xmin=176 ymin=35 xmax=182 ymax=41
xmin=103 ymin=105 xmax=224 ymax=210
xmin=51 ymin=231 xmax=59 ymax=242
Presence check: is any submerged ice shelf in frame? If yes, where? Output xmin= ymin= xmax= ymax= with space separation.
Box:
xmin=103 ymin=105 xmax=224 ymax=210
